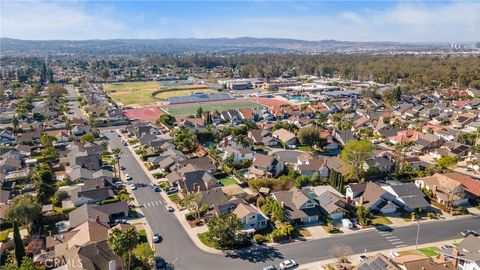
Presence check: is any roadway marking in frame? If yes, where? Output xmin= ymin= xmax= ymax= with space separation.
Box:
xmin=392 ymin=241 xmax=404 ymax=245
xmin=385 ymin=236 xmax=397 ymax=239
xmin=388 ymin=238 xmax=400 ymax=242
xmin=142 ymin=200 xmax=163 ymax=208
xmin=396 ymin=244 xmax=408 ymax=248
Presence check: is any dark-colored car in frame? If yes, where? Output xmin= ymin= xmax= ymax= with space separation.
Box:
xmin=461 ymin=230 xmax=478 ymax=237
xmin=155 ymin=257 xmax=165 ymax=269
xmin=153 ymin=233 xmax=162 ymax=243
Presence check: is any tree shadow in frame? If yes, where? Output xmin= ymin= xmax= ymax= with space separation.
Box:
xmin=224 ymin=245 xmax=285 ymax=263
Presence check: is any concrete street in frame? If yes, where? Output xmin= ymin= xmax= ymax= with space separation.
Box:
xmin=103 ymin=130 xmax=480 ymax=270
xmin=65 ymin=84 xmax=86 ymax=119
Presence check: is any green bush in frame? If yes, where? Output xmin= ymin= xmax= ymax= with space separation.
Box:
xmin=253 ymin=234 xmax=265 ymax=244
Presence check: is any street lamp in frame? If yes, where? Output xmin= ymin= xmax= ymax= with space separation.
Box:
xmin=415 ymin=220 xmax=420 ymax=250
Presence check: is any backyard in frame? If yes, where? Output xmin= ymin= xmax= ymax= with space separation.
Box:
xmin=219 ymin=178 xmax=237 ymax=186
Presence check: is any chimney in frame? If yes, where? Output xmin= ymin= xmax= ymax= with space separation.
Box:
xmin=223 ymin=137 xmax=228 ymax=148
xmin=193 ymin=183 xmax=197 ymax=193
xmin=280 ymin=201 xmax=285 ymax=209
xmin=108 ymin=260 xmax=116 ymax=270
xmin=95 ymin=215 xmax=100 ymax=223
xmin=197 ymin=185 xmax=201 ymax=192
xmin=451 ymin=248 xmax=459 ymax=267
xmin=359 ymin=196 xmax=365 ymax=206
xmin=432 ymin=185 xmax=437 ymax=197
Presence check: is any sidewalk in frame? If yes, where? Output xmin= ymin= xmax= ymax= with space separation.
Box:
xmin=298 ymin=238 xmax=463 ymax=270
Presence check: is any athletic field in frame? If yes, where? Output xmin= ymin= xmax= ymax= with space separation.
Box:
xmin=162 ymin=100 xmax=264 ymax=116
xmin=104 ymin=81 xmax=217 ymax=106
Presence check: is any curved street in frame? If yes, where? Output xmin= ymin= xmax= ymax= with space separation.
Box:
xmin=104 ymin=130 xmax=480 ymax=270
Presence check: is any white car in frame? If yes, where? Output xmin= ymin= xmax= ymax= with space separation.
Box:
xmin=165 ymin=205 xmax=174 ymax=212
xmin=129 ymin=184 xmax=137 ymax=190
xmin=125 ymin=174 xmax=132 ymax=181
xmin=279 ymin=260 xmax=297 ymax=270
xmin=389 ymin=251 xmax=400 ymax=258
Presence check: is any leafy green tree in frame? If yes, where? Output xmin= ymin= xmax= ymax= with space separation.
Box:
xmin=32 ymin=166 xmax=55 ymax=203
xmin=206 ymin=213 xmax=243 ymax=249
xmin=6 ymin=195 xmax=42 ymax=234
xmin=52 ymin=190 xmax=68 ymax=207
xmin=172 ymin=127 xmax=198 ymax=152
xmin=297 ymin=127 xmax=323 ymax=147
xmin=437 ymin=155 xmax=458 ymax=171
xmin=132 ymin=243 xmax=155 ymax=268
xmin=295 ymin=175 xmax=310 ymax=188
xmin=157 ymin=114 xmax=176 ymax=126
xmin=13 ymin=222 xmax=25 ymax=267
xmin=234 ymin=134 xmax=250 ymax=148
xmin=196 ymin=106 xmax=204 ymax=118
xmin=108 ymin=227 xmax=139 ymax=270
xmin=180 ymin=192 xmax=203 ymax=222
xmin=340 ymin=140 xmax=374 ymax=181
xmin=80 ymin=133 xmax=95 ymax=144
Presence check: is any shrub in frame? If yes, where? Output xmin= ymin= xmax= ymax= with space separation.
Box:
xmin=253 ymin=234 xmax=265 ymax=244
xmin=427 ymin=212 xmax=436 ymax=219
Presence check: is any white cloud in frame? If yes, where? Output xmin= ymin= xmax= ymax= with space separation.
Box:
xmin=0 ymin=1 xmax=478 ymax=42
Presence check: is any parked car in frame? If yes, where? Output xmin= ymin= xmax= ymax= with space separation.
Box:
xmin=263 ymin=265 xmax=277 ymax=270
xmin=155 ymin=257 xmax=165 ymax=269
xmin=165 ymin=205 xmax=174 ymax=212
xmin=389 ymin=251 xmax=400 ymax=258
xmin=112 ymin=182 xmax=124 ymax=189
xmin=129 ymin=184 xmax=137 ymax=190
xmin=125 ymin=174 xmax=132 ymax=181
xmin=114 ymin=219 xmax=127 ymax=225
xmin=461 ymin=230 xmax=478 ymax=237
xmin=358 ymin=255 xmax=367 ymax=262
xmin=120 ymin=166 xmax=126 ymax=170
xmin=166 ymin=187 xmax=178 ymax=194
xmin=279 ymin=260 xmax=297 ymax=270
xmin=440 ymin=245 xmax=454 ymax=249
xmin=153 ymin=233 xmax=162 ymax=243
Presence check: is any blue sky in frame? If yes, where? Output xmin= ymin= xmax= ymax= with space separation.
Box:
xmin=1 ymin=1 xmax=478 ymax=42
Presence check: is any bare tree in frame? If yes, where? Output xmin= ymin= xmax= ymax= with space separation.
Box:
xmin=328 ymin=244 xmax=353 ymax=264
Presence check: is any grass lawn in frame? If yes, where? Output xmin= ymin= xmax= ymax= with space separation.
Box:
xmin=154 ymin=87 xmax=217 ymax=100
xmin=198 ymin=232 xmax=219 ymax=249
xmin=138 ymin=229 xmax=148 ymax=243
xmin=398 ymin=250 xmax=420 ymax=256
xmin=163 ymin=100 xmax=265 ymax=116
xmin=371 ymin=216 xmax=393 ymax=225
xmin=168 ymin=194 xmax=179 ymax=201
xmin=104 ymin=81 xmax=161 ymax=106
xmin=219 ymin=178 xmax=237 ymax=186
xmin=418 ymin=246 xmax=440 ymax=257
xmin=0 ymin=229 xmax=11 ymax=242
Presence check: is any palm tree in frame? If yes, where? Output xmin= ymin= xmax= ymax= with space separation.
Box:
xmin=234 ymin=134 xmax=250 ymax=148
xmin=111 ymin=148 xmax=121 ymax=179
xmin=108 ymin=227 xmax=139 ymax=270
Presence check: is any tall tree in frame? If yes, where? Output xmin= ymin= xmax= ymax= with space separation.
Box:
xmin=207 ymin=213 xmax=242 ymax=249
xmin=32 ymin=166 xmax=55 ymax=203
xmin=297 ymin=127 xmax=323 ymax=147
xmin=6 ymin=195 xmax=42 ymax=234
xmin=180 ymin=192 xmax=203 ymax=222
xmin=132 ymin=243 xmax=155 ymax=268
xmin=108 ymin=227 xmax=139 ymax=270
xmin=234 ymin=134 xmax=250 ymax=148
xmin=340 ymin=140 xmax=374 ymax=181
xmin=13 ymin=222 xmax=25 ymax=267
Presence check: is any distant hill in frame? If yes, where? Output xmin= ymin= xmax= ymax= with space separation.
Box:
xmin=0 ymin=37 xmax=454 ymax=56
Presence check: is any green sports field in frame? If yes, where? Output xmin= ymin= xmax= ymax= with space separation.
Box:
xmin=104 ymin=81 xmax=217 ymax=106
xmin=162 ymin=100 xmax=264 ymax=116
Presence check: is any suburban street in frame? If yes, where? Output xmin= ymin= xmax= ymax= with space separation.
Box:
xmin=103 ymin=129 xmax=480 ymax=270
xmin=65 ymin=84 xmax=86 ymax=119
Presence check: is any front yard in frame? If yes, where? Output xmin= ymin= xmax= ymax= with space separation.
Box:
xmin=371 ymin=216 xmax=393 ymax=225
xmin=218 ymin=178 xmax=237 ymax=186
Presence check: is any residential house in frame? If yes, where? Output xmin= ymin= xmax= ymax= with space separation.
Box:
xmin=223 ymin=146 xmax=254 ymax=163
xmin=248 ymin=153 xmax=284 ymax=178
xmin=381 ymin=183 xmax=430 ymax=212
xmin=272 ymin=187 xmax=321 ymax=224
xmin=213 ymin=199 xmax=268 ymax=232
xmin=415 ymin=173 xmax=472 ymax=206
xmin=166 ymin=164 xmax=218 ymax=193
xmin=295 ymin=155 xmax=329 ymax=178
xmin=438 ymin=235 xmax=480 ymax=270
xmin=308 ymin=186 xmax=348 ymax=220
xmin=355 ymin=253 xmax=402 ymax=270
xmin=272 ymin=128 xmax=297 ymax=147
xmin=247 ymin=129 xmax=280 ymax=147
xmin=333 ymin=129 xmax=356 ymax=146
xmin=346 ymin=182 xmax=398 ymax=214
xmin=364 ymin=156 xmax=394 ymax=174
